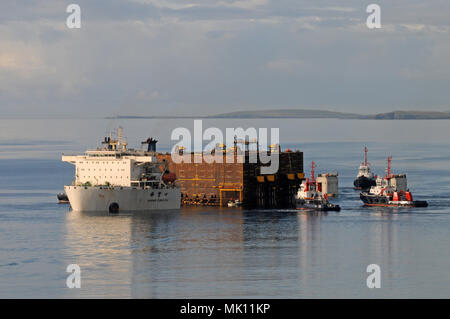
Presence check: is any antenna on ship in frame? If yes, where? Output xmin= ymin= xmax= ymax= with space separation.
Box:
xmin=364 ymin=146 xmax=368 ymax=166
xmin=118 ymin=127 xmax=123 ymax=145
xmin=311 ymin=161 xmax=316 ymax=182
xmin=116 ymin=127 xmax=128 ymax=151
xmin=386 ymin=156 xmax=392 ymax=176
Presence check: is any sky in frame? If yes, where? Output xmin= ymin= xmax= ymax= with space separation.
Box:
xmin=0 ymin=0 xmax=449 ymax=118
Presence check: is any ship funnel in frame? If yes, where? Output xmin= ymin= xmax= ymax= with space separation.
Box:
xmin=142 ymin=138 xmax=158 ymax=152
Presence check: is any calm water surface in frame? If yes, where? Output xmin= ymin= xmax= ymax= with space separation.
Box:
xmin=0 ymin=119 xmax=449 ymax=298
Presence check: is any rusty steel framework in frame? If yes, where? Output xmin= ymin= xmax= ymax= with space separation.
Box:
xmin=157 ymin=150 xmax=303 ymax=208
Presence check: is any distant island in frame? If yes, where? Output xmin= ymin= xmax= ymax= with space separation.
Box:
xmin=107 ymin=109 xmax=450 ymax=120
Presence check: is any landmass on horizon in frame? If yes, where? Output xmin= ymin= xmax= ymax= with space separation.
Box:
xmin=107 ymin=109 xmax=450 ymax=120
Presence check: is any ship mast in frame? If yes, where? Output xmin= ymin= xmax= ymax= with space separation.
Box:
xmin=311 ymin=161 xmax=316 ymax=182
xmin=364 ymin=146 xmax=368 ymax=166
xmin=386 ymin=156 xmax=392 ymax=176
xmin=117 ymin=127 xmax=123 ymax=145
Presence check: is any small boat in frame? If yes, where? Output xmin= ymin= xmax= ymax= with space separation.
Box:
xmin=296 ymin=198 xmax=341 ymax=211
xmin=353 ymin=147 xmax=376 ymax=190
xmin=360 ymin=156 xmax=428 ymax=208
xmin=57 ymin=192 xmax=70 ymax=204
xmin=296 ymin=161 xmax=341 ymax=212
xmin=227 ymin=200 xmax=242 ymax=207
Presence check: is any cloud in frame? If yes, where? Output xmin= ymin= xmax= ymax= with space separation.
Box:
xmin=0 ymin=0 xmax=450 ymax=117
xmin=266 ymin=59 xmax=305 ymax=73
xmin=308 ymin=6 xmax=357 ymax=13
xmin=0 ymin=47 xmax=42 ymax=73
xmin=132 ymin=0 xmax=269 ymax=10
xmin=137 ymin=90 xmax=161 ymax=100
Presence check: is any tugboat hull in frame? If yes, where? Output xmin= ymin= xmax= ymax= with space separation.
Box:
xmin=353 ymin=176 xmax=376 ymax=190
xmin=360 ymin=193 xmax=428 ymax=207
xmin=296 ymin=199 xmax=341 ymax=212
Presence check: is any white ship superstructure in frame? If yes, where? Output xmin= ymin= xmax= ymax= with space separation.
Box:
xmin=356 ymin=164 xmax=374 ymax=179
xmin=353 ymin=146 xmax=376 ymax=190
xmin=62 ymin=129 xmax=181 ymax=212
xmin=356 ymin=146 xmax=374 ymax=179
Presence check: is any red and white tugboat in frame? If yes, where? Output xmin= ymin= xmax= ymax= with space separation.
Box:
xmin=360 ymin=156 xmax=428 ymax=207
xmin=296 ymin=162 xmax=341 ymax=211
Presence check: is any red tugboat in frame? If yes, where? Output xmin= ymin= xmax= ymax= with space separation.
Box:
xmin=296 ymin=162 xmax=341 ymax=211
xmin=360 ymin=156 xmax=428 ymax=207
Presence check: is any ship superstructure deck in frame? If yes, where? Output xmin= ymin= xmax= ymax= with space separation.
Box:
xmin=62 ymin=130 xmax=180 ymax=212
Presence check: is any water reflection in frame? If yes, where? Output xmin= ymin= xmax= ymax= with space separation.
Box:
xmin=129 ymin=207 xmax=247 ymax=298
xmin=362 ymin=208 xmax=405 ymax=290
xmin=297 ymin=212 xmax=331 ymax=296
xmin=64 ymin=210 xmax=135 ymax=298
xmin=63 ymin=207 xmax=407 ymax=298
xmin=296 ymin=209 xmax=403 ymax=297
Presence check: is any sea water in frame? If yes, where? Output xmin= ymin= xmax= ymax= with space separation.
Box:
xmin=0 ymin=118 xmax=449 ymax=298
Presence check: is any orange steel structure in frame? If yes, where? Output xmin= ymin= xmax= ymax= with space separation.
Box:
xmin=157 ymin=150 xmax=303 ymax=208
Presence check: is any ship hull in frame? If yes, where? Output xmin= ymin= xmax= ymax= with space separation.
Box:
xmin=360 ymin=192 xmax=428 ymax=208
xmin=353 ymin=176 xmax=376 ymax=190
xmin=65 ymin=186 xmax=181 ymax=212
xmin=296 ymin=199 xmax=341 ymax=212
